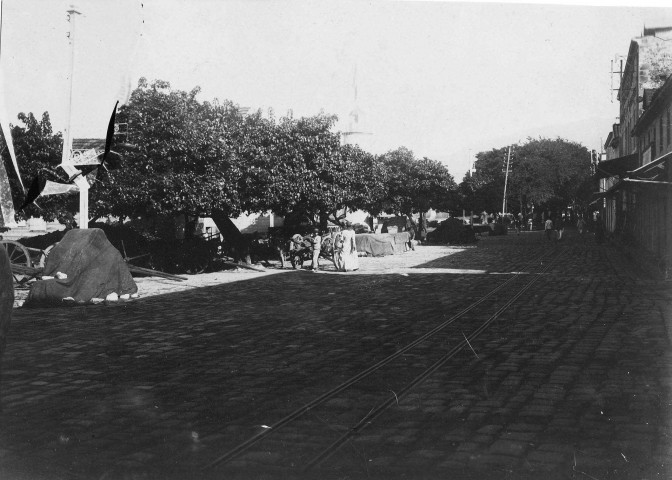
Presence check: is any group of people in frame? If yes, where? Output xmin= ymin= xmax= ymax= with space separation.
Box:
xmin=289 ymin=223 xmax=359 ymax=272
xmin=544 ymin=215 xmax=567 ymax=241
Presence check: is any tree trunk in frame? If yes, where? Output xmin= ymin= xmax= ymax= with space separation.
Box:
xmin=418 ymin=212 xmax=427 ymax=241
xmin=318 ymin=212 xmax=329 ymax=232
xmin=210 ymin=210 xmax=251 ymax=264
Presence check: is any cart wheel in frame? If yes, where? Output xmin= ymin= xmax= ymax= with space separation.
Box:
xmin=3 ymin=241 xmax=31 ymax=267
xmin=2 ymin=241 xmax=31 ymax=284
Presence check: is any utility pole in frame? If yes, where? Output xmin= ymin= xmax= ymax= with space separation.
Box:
xmin=61 ymin=5 xmax=90 ymax=229
xmin=502 ymin=145 xmax=512 ymax=215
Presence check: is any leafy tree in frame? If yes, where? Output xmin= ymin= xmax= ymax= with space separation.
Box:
xmin=508 ymin=138 xmax=591 ymax=213
xmin=1 ymin=112 xmax=76 ymax=225
xmin=339 ymin=144 xmax=388 ymax=221
xmin=241 ymin=113 xmax=343 ymax=226
xmin=413 ymin=156 xmax=458 ymax=213
xmin=378 ymin=147 xmax=457 ymax=217
xmin=92 ymin=78 xmax=245 ymax=222
xmin=459 ymin=138 xmax=592 ymax=216
xmin=237 ymin=114 xmax=385 ymax=228
xmin=456 ymin=146 xmax=508 ymax=214
xmin=100 ymin=82 xmax=378 ymax=231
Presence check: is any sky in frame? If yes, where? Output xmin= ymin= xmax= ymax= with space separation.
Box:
xmin=1 ymin=0 xmax=672 ymax=179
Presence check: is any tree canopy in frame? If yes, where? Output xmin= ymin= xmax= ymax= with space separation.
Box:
xmin=457 ymin=137 xmax=592 ymax=215
xmin=4 ymin=79 xmax=459 ymax=230
xmin=97 ymin=80 xmax=458 ymax=225
xmin=378 ymin=147 xmax=456 ymax=216
xmin=1 ymin=112 xmax=78 ymax=225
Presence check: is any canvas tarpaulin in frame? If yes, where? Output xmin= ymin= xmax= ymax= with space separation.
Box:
xmin=25 ymin=229 xmax=137 ymax=307
xmin=355 ymin=232 xmax=411 ymax=257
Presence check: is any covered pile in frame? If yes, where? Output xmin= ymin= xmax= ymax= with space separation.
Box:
xmin=355 ymin=232 xmax=411 ymax=257
xmin=426 ymin=218 xmax=478 ymax=244
xmin=25 ymin=229 xmax=137 ymax=307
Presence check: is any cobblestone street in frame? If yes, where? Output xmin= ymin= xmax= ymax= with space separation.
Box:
xmin=1 ymin=228 xmax=671 ymax=480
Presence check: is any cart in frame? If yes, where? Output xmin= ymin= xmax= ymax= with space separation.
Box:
xmin=0 ymin=240 xmax=54 ymax=284
xmin=286 ymin=235 xmax=334 ymax=269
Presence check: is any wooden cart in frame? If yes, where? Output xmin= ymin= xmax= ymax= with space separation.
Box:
xmin=0 ymin=240 xmax=54 ymax=284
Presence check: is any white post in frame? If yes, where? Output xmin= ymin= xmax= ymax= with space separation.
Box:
xmin=63 ymin=6 xmax=88 ymax=228
xmin=79 ymin=182 xmax=89 ymax=228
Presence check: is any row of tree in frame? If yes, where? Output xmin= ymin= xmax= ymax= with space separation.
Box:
xmin=2 ymin=78 xmax=594 ymax=233
xmin=2 ymin=79 xmax=456 ymax=230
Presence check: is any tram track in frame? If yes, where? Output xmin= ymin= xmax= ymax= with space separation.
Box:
xmin=304 ymin=247 xmax=564 ymax=470
xmin=203 ymin=246 xmax=566 ymax=472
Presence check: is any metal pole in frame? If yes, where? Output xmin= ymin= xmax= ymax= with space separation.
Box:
xmin=502 ymin=145 xmax=511 ymax=215
xmin=63 ymin=6 xmax=89 ymax=229
xmin=62 ymin=7 xmax=80 ymax=166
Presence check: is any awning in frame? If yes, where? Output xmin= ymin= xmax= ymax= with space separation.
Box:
xmin=590 ymin=179 xmax=625 ymax=204
xmin=627 ymin=150 xmax=672 ymax=180
xmin=594 ymin=153 xmax=639 ymax=179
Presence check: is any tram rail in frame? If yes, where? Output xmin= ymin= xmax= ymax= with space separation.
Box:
xmin=304 ymin=247 xmax=563 ymax=470
xmin=203 ymin=247 xmax=567 ymax=472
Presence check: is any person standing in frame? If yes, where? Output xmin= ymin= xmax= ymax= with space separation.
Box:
xmin=544 ymin=217 xmax=554 ymax=241
xmin=0 ymin=244 xmax=14 ymax=410
xmin=309 ymin=228 xmax=322 ymax=272
xmin=555 ymin=215 xmax=565 ymax=241
xmin=341 ymin=223 xmax=359 ymax=272
xmin=577 ymin=216 xmax=586 ymax=235
xmin=332 ymin=227 xmax=345 ymax=271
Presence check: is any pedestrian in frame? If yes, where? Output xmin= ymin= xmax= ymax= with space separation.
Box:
xmin=332 ymin=227 xmax=345 ymax=271
xmin=544 ymin=217 xmax=554 ymax=241
xmin=555 ymin=215 xmax=565 ymax=241
xmin=406 ymin=217 xmax=417 ymax=250
xmin=340 ymin=222 xmax=359 ymax=272
xmin=0 ymin=244 xmax=13 ymax=411
xmin=528 ymin=216 xmax=533 ymax=231
xmin=309 ymin=228 xmax=322 ymax=271
xmin=577 ymin=216 xmax=586 ymax=235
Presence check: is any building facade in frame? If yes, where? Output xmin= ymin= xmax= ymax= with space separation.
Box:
xmin=617 ymin=27 xmax=672 ymax=157
xmin=629 ymin=74 xmax=672 ymax=272
xmin=597 ymin=27 xmax=672 ymax=277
